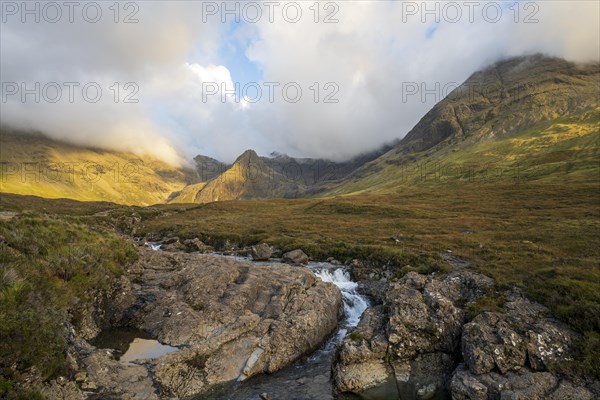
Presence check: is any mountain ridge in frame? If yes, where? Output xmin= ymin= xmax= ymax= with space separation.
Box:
xmin=2 ymin=55 xmax=598 ymax=204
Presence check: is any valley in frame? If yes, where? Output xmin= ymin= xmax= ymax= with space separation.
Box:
xmin=1 ymin=55 xmax=599 ymax=399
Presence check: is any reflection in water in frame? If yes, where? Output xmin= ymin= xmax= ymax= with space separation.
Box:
xmin=91 ymin=327 xmax=179 ymax=365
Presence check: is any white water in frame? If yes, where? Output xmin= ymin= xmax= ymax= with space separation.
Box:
xmin=143 ymin=245 xmax=369 ymax=357
xmin=301 ymin=263 xmax=369 ymax=362
xmin=311 ymin=266 xmax=369 ymax=328
xmin=146 ymin=242 xmax=162 ymax=251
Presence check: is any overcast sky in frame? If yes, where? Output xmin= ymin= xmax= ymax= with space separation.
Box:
xmin=1 ymin=1 xmax=599 ymax=165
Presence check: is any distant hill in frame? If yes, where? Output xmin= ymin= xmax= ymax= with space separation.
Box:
xmin=325 ymin=55 xmax=600 ymax=194
xmin=169 ymin=145 xmax=396 ymax=203
xmin=0 ymin=130 xmax=194 ymax=205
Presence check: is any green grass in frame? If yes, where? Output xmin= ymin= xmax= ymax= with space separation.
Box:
xmin=0 ymin=214 xmax=138 ymax=397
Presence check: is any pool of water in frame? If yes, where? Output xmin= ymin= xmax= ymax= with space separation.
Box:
xmin=91 ymin=327 xmax=179 ymax=365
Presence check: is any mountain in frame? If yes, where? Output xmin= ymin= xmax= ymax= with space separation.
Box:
xmin=3 ymin=55 xmax=597 ymax=204
xmin=168 ymin=144 xmax=398 ymax=203
xmin=170 ymin=149 xmax=306 ymax=203
xmin=0 ymin=130 xmax=194 ymax=205
xmin=325 ymin=55 xmax=600 ymax=194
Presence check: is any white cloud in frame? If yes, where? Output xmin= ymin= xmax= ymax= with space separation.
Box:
xmin=1 ymin=1 xmax=598 ymax=164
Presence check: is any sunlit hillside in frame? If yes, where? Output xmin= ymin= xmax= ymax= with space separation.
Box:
xmin=0 ymin=131 xmax=192 ymax=205
xmin=328 ymin=108 xmax=600 ymax=195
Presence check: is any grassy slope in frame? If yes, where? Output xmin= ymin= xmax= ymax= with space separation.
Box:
xmin=328 ymin=108 xmax=600 ymax=194
xmin=168 ymin=182 xmax=207 ymax=204
xmin=0 ymin=132 xmax=189 ymax=205
xmin=0 ymin=212 xmax=138 ymax=397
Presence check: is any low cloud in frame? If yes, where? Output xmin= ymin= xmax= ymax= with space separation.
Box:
xmin=1 ymin=1 xmax=598 ymax=165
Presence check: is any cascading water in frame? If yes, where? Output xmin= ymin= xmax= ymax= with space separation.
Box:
xmin=146 ymin=242 xmax=162 ymax=251
xmin=209 ymin=261 xmax=371 ymax=399
xmin=312 ymin=266 xmax=369 ymax=328
xmin=304 ymin=264 xmax=369 ymax=363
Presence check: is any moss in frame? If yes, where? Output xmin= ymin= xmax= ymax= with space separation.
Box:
xmin=467 ymin=292 xmax=505 ymax=321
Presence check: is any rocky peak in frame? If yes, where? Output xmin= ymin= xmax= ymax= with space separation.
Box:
xmin=234 ymin=149 xmax=262 ymax=165
xmin=397 ymin=54 xmax=600 ymax=153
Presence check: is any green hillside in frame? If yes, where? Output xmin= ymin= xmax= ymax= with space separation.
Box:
xmin=329 ymin=107 xmax=600 ymax=194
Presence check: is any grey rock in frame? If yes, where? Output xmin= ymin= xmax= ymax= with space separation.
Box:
xmin=334 ymin=306 xmax=391 ymax=392
xmin=251 ymin=243 xmax=272 ymax=261
xmin=282 ymin=249 xmax=309 ymax=265
xmin=462 ymin=312 xmax=526 ymax=375
xmin=450 ymin=363 xmax=592 ymax=400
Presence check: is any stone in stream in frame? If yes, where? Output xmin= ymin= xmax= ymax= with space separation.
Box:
xmin=282 ymin=249 xmax=309 ymax=265
xmin=251 ymin=243 xmax=272 ymax=261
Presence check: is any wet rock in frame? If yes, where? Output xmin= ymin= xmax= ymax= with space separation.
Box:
xmin=282 ymin=249 xmax=309 ymax=265
xmin=334 ymin=306 xmax=392 ymax=392
xmin=335 ymin=361 xmax=390 ymax=393
xmin=357 ymin=279 xmax=389 ymax=304
xmin=417 ymin=383 xmax=437 ymax=399
xmin=251 ymin=243 xmax=272 ymax=261
xmin=393 ymin=352 xmax=456 ymax=399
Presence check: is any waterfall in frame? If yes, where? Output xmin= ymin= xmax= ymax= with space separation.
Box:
xmin=311 ymin=267 xmax=369 ymax=328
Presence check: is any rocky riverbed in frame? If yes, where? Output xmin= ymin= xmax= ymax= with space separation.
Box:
xmin=333 ymin=269 xmax=598 ymax=400
xmin=36 ymin=240 xmax=598 ymax=400
xmin=44 ymin=247 xmax=342 ymax=399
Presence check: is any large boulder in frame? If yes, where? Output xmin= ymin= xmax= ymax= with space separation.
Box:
xmin=251 ymin=243 xmax=272 ymax=261
xmin=461 ymin=293 xmax=578 ymax=376
xmin=334 ymin=306 xmax=391 ymax=392
xmin=461 ymin=312 xmax=527 ymax=375
xmin=334 ymin=270 xmax=495 ymax=397
xmin=282 ymin=249 xmax=309 ymax=265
